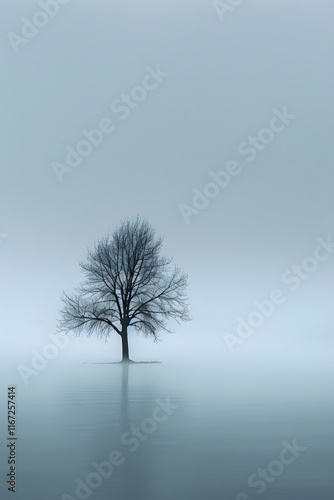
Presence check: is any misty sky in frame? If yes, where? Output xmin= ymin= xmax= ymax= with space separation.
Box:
xmin=1 ymin=0 xmax=333 ymax=373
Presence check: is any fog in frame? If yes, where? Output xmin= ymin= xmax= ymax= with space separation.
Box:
xmin=1 ymin=0 xmax=334 ymax=370
xmin=0 ymin=1 xmax=333 ymax=498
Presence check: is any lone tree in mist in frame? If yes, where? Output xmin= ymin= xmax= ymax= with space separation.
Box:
xmin=57 ymin=218 xmax=191 ymax=362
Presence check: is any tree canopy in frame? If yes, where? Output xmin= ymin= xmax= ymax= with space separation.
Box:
xmin=57 ymin=217 xmax=191 ymax=360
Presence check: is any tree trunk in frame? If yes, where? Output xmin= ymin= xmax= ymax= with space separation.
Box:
xmin=121 ymin=325 xmax=130 ymax=362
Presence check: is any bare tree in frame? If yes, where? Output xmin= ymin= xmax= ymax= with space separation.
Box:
xmin=57 ymin=217 xmax=191 ymax=362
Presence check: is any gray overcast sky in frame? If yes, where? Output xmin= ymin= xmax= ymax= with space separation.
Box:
xmin=1 ymin=0 xmax=333 ymax=370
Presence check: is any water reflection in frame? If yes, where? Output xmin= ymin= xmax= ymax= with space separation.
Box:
xmin=121 ymin=362 xmax=129 ymax=427
xmin=6 ymin=364 xmax=334 ymax=500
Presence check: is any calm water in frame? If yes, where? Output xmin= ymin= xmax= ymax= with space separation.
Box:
xmin=1 ymin=361 xmax=333 ymax=500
